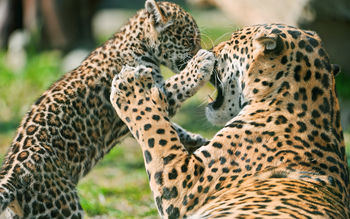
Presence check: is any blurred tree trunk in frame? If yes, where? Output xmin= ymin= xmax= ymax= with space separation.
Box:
xmin=0 ymin=0 xmax=23 ymax=49
xmin=0 ymin=0 xmax=100 ymax=52
xmin=40 ymin=0 xmax=100 ymax=52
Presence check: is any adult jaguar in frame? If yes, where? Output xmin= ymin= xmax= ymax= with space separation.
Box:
xmin=0 ymin=0 xmax=213 ymax=218
xmin=111 ymin=24 xmax=350 ymax=218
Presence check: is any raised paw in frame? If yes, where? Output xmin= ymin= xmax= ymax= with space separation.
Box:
xmin=162 ymin=49 xmax=216 ymax=116
xmin=110 ymin=65 xmax=168 ymax=126
xmin=192 ymin=49 xmax=216 ymax=78
xmin=110 ymin=66 xmax=153 ymax=111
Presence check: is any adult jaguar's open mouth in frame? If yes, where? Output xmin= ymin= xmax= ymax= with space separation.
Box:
xmin=208 ymin=63 xmax=224 ymax=110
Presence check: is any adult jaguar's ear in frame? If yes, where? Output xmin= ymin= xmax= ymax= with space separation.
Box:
xmin=145 ymin=0 xmax=173 ymax=33
xmin=256 ymin=33 xmax=283 ymax=55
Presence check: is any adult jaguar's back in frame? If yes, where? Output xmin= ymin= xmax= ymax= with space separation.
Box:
xmin=0 ymin=1 xmax=205 ymax=218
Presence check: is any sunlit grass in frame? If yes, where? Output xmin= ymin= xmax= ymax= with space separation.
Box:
xmin=79 ymin=178 xmax=156 ymax=218
xmin=79 ymin=139 xmax=158 ymax=218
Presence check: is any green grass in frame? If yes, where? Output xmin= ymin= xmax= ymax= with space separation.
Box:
xmin=79 ymin=173 xmax=156 ymax=218
xmin=0 ymin=20 xmax=350 ymax=218
xmin=0 ymin=51 xmax=62 ymax=124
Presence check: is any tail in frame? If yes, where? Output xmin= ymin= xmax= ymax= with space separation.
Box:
xmin=0 ymin=182 xmax=23 ymax=217
xmin=0 ymin=184 xmax=16 ymax=213
xmin=0 ymin=165 xmax=23 ymax=216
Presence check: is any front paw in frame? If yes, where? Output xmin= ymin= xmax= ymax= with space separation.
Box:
xmin=191 ymin=49 xmax=216 ymax=81
xmin=182 ymin=134 xmax=208 ymax=153
xmin=161 ymin=49 xmax=216 ymax=116
xmin=110 ymin=65 xmax=155 ymax=121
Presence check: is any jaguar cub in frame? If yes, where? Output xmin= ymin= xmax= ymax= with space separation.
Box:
xmin=111 ymin=24 xmax=349 ymax=218
xmin=0 ymin=0 xmax=208 ymax=218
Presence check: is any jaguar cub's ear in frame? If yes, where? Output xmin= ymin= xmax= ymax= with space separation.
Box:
xmin=255 ymin=33 xmax=283 ymax=54
xmin=145 ymin=0 xmax=173 ymax=33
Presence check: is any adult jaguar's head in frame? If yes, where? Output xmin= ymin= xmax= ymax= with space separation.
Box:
xmin=207 ymin=24 xmax=340 ymax=126
xmin=143 ymin=0 xmax=201 ymax=73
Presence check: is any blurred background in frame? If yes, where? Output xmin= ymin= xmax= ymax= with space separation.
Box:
xmin=0 ymin=0 xmax=349 ymax=218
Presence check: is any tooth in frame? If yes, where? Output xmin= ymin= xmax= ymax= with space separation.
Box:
xmin=208 ymin=95 xmax=214 ymax=103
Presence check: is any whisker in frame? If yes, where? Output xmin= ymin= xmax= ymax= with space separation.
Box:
xmin=191 ymin=107 xmax=219 ymax=137
xmin=198 ymin=95 xmax=210 ymax=107
xmin=213 ymin=69 xmax=224 ymax=96
xmin=200 ymin=33 xmax=215 ymax=49
xmin=214 ymin=31 xmax=232 ymax=45
xmin=209 ymin=89 xmax=217 ymax=97
xmin=198 ymin=25 xmax=210 ymax=33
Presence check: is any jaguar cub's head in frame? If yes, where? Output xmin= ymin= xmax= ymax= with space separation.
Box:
xmin=207 ymin=24 xmax=339 ymax=126
xmin=144 ymin=0 xmax=201 ymax=73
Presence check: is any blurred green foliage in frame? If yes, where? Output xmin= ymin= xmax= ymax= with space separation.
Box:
xmin=335 ymin=73 xmax=350 ymax=99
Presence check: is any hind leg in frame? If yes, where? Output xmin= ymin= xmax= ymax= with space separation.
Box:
xmin=14 ymin=175 xmax=83 ymax=218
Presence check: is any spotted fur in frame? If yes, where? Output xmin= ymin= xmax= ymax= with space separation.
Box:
xmin=111 ymin=24 xmax=350 ymax=218
xmin=0 ymin=1 xmax=207 ymax=218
